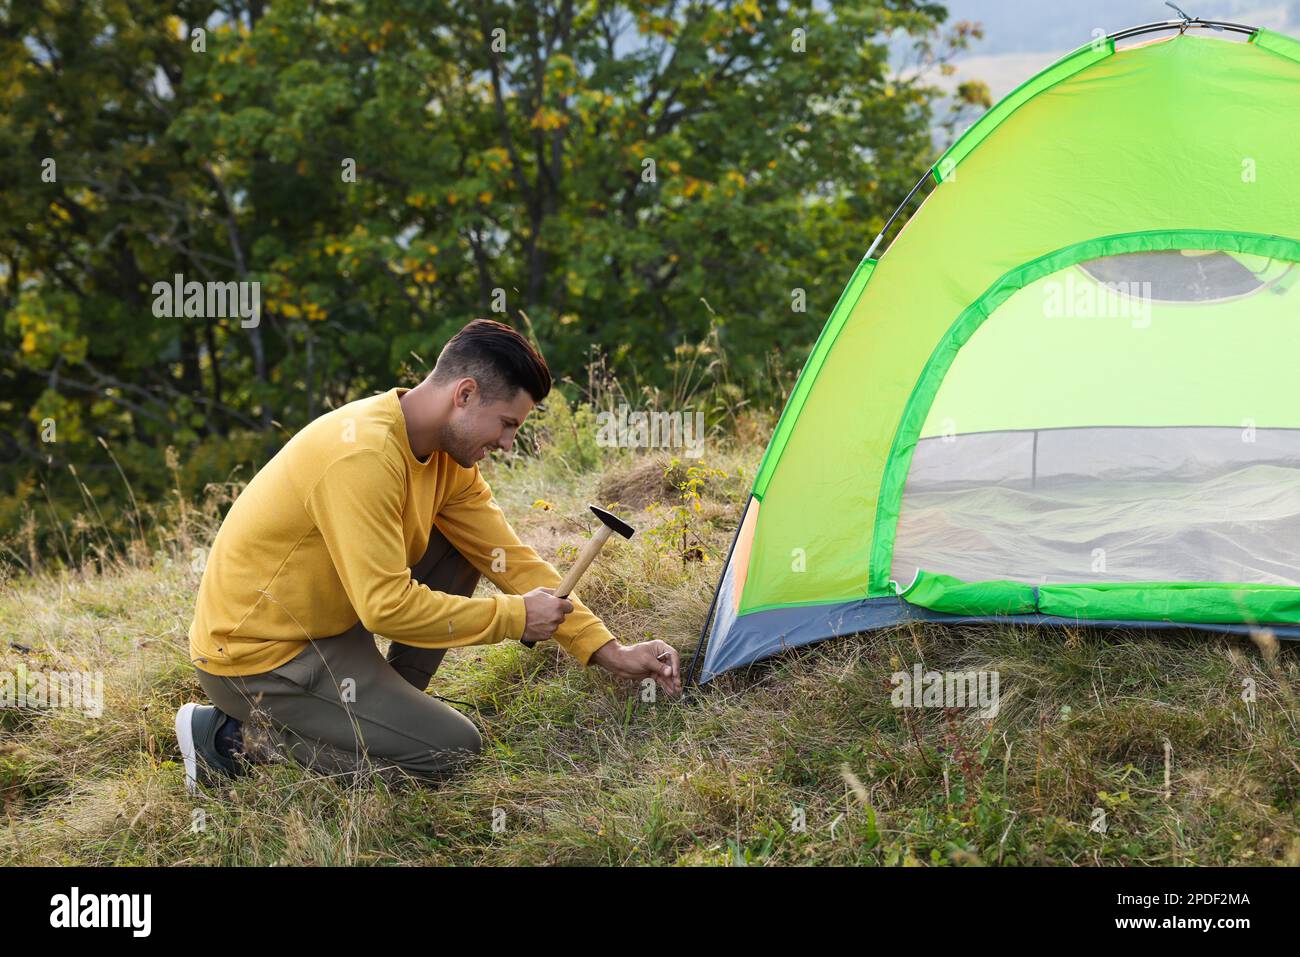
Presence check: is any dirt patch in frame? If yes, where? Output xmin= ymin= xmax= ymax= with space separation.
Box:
xmin=595 ymin=454 xmax=686 ymax=510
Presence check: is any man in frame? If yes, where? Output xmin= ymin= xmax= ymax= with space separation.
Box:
xmin=177 ymin=318 xmax=680 ymax=794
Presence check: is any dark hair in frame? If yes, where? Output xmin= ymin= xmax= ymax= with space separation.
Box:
xmin=430 ymin=318 xmax=552 ymax=404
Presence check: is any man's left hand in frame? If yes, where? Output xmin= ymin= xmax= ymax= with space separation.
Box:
xmin=590 ymin=640 xmax=682 ymax=697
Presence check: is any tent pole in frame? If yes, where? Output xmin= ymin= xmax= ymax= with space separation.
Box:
xmin=866 ymin=167 xmax=934 ymax=262
xmin=1105 ymin=18 xmax=1256 ymax=42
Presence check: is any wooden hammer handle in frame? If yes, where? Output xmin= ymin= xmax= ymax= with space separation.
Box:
xmin=556 ymin=523 xmax=613 ymax=598
xmin=521 ymin=524 xmax=614 ymax=648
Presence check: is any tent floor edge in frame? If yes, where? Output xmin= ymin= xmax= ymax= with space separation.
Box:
xmin=684 ymin=491 xmax=755 ymax=688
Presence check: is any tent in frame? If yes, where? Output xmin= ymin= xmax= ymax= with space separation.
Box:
xmin=690 ymin=16 xmax=1300 ymax=684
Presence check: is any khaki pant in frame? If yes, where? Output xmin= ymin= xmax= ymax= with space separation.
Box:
xmin=195 ymin=526 xmax=484 ymax=781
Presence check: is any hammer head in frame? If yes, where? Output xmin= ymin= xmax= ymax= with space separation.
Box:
xmin=590 ymin=504 xmax=635 ymax=539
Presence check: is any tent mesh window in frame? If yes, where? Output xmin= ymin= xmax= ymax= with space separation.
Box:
xmin=892 ymin=248 xmax=1300 ymax=588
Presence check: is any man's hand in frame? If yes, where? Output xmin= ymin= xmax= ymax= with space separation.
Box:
xmin=520 ymin=587 xmax=573 ymax=644
xmin=590 ymin=639 xmax=682 ymax=697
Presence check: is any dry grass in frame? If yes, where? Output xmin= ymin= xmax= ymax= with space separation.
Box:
xmin=1 ymin=414 xmax=1297 ymax=866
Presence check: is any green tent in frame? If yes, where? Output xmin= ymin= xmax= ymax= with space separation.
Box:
xmin=693 ymin=17 xmax=1300 ymax=683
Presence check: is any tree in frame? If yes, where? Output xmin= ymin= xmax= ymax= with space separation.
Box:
xmin=0 ymin=0 xmax=984 ymax=550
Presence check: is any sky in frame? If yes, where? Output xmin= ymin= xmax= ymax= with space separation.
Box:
xmin=937 ymin=0 xmax=1300 ymax=98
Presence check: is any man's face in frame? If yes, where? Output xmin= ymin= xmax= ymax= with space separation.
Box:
xmin=442 ymin=380 xmax=535 ymax=469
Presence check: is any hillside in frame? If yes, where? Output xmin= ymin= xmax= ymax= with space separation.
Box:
xmin=1 ymin=421 xmax=1297 ymax=866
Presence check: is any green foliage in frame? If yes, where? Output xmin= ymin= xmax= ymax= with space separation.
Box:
xmin=0 ymin=0 xmax=980 ymax=550
xmin=644 ymin=457 xmax=729 ymax=566
xmin=524 ymin=389 xmax=605 ymax=476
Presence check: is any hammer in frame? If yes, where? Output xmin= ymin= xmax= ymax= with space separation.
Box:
xmin=522 ymin=504 xmax=635 ymax=648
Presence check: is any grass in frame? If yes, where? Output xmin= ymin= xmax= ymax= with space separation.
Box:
xmin=0 ymin=412 xmax=1297 ymax=866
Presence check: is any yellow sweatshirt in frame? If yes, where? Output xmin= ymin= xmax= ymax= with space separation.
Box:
xmin=188 ymin=386 xmax=617 ymax=677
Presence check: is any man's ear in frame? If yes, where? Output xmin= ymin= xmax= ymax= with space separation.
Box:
xmin=455 ymin=378 xmax=478 ymax=408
